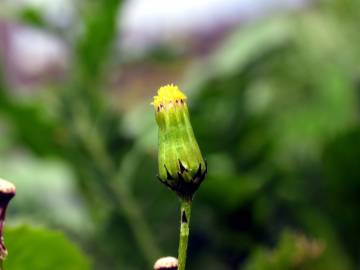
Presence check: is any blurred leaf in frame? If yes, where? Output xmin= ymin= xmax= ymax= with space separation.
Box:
xmin=4 ymin=226 xmax=91 ymax=270
xmin=19 ymin=7 xmax=46 ymax=27
xmin=75 ymin=0 xmax=124 ymax=83
xmin=185 ymin=17 xmax=292 ymax=92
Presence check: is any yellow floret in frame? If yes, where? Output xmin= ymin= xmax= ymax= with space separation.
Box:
xmin=152 ymin=84 xmax=187 ymax=109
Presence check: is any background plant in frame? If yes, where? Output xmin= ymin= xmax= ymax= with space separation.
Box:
xmin=0 ymin=0 xmax=359 ymax=269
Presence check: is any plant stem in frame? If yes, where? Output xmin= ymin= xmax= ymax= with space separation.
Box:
xmin=0 ymin=259 xmax=3 ymax=270
xmin=178 ymin=199 xmax=192 ymax=270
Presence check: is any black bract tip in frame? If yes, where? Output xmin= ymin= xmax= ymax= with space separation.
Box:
xmin=158 ymin=162 xmax=207 ymax=201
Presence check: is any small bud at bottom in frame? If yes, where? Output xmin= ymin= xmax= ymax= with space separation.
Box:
xmin=0 ymin=178 xmax=16 ymax=260
xmin=154 ymin=256 xmax=178 ymax=270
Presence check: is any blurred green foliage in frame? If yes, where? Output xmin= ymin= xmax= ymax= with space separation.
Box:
xmin=245 ymin=231 xmax=321 ymax=270
xmin=4 ymin=226 xmax=91 ymax=270
xmin=0 ymin=0 xmax=360 ymax=269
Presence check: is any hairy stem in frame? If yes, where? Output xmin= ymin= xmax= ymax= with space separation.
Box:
xmin=178 ymin=200 xmax=192 ymax=270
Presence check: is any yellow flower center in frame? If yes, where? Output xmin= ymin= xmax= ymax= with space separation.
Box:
xmin=152 ymin=84 xmax=187 ymax=110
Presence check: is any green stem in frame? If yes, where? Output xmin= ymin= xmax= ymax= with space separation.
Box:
xmin=178 ymin=199 xmax=192 ymax=270
xmin=0 ymin=258 xmax=4 ymax=270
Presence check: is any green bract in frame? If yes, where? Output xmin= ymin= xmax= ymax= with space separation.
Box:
xmin=153 ymin=84 xmax=207 ymax=201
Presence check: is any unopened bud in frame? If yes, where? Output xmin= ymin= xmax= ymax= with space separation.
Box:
xmin=0 ymin=178 xmax=16 ymax=260
xmin=153 ymin=256 xmax=178 ymax=270
xmin=152 ymin=84 xmax=207 ymax=201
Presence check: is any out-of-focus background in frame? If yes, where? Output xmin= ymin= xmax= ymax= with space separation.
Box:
xmin=0 ymin=0 xmax=359 ymax=269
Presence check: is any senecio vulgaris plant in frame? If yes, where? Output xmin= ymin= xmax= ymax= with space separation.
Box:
xmin=152 ymin=85 xmax=207 ymax=270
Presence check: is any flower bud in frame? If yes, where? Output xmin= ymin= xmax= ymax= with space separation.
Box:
xmin=0 ymin=178 xmax=16 ymax=260
xmin=153 ymin=256 xmax=178 ymax=270
xmin=153 ymin=84 xmax=207 ymax=201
